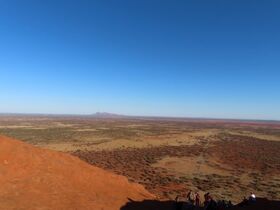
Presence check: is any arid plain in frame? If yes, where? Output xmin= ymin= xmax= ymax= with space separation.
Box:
xmin=0 ymin=115 xmax=279 ymax=204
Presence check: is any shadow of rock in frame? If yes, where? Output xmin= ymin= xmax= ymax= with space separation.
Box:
xmin=120 ymin=198 xmax=180 ymax=210
xmin=120 ymin=198 xmax=280 ymax=210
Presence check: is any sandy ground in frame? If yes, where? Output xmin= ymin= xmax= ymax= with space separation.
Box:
xmin=0 ymin=135 xmax=153 ymax=210
xmin=152 ymin=156 xmax=231 ymax=177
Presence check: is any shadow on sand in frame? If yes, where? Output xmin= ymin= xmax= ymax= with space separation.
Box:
xmin=120 ymin=198 xmax=180 ymax=210
xmin=120 ymin=198 xmax=280 ymax=210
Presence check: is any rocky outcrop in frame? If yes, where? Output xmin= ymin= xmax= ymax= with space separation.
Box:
xmin=0 ymin=135 xmax=154 ymax=210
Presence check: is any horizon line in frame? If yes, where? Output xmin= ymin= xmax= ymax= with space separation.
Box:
xmin=0 ymin=112 xmax=279 ymax=123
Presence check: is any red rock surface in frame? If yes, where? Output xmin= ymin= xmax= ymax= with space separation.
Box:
xmin=0 ymin=135 xmax=154 ymax=210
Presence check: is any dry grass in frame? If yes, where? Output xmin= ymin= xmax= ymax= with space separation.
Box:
xmin=0 ymin=115 xmax=280 ymax=203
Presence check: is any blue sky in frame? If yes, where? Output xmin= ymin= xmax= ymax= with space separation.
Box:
xmin=0 ymin=0 xmax=279 ymax=120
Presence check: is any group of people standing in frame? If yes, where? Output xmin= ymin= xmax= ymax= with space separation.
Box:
xmin=185 ymin=190 xmax=224 ymax=209
xmin=176 ymin=190 xmax=219 ymax=210
xmin=175 ymin=190 xmax=256 ymax=210
xmin=186 ymin=190 xmax=200 ymax=207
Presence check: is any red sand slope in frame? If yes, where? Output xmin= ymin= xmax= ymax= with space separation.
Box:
xmin=0 ymin=135 xmax=154 ymax=210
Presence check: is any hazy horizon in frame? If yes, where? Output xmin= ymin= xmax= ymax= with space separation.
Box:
xmin=1 ymin=111 xmax=280 ymax=122
xmin=1 ymin=1 xmax=279 ymax=120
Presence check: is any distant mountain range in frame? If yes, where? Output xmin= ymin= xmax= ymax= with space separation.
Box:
xmin=91 ymin=112 xmax=128 ymax=118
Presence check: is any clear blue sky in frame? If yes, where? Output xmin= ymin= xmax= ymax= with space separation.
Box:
xmin=0 ymin=0 xmax=279 ymax=120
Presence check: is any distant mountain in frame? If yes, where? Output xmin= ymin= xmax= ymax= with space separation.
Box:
xmin=91 ymin=112 xmax=128 ymax=118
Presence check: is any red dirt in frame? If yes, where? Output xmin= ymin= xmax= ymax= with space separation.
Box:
xmin=73 ymin=145 xmax=203 ymax=198
xmin=209 ymin=134 xmax=280 ymax=172
xmin=73 ymin=134 xmax=280 ymax=202
xmin=0 ymin=135 xmax=154 ymax=210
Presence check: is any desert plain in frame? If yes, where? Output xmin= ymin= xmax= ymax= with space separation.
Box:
xmin=0 ymin=114 xmax=279 ymax=204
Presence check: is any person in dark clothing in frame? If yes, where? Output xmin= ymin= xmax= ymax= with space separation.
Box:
xmin=204 ymin=192 xmax=210 ymax=207
xmin=228 ymin=200 xmax=233 ymax=208
xmin=195 ymin=192 xmax=200 ymax=207
xmin=206 ymin=199 xmax=217 ymax=210
xmin=175 ymin=196 xmax=183 ymax=210
xmin=204 ymin=193 xmax=217 ymax=210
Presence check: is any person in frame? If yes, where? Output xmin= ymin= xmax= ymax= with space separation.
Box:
xmin=187 ymin=190 xmax=195 ymax=205
xmin=207 ymin=199 xmax=217 ymax=210
xmin=217 ymin=200 xmax=225 ymax=209
xmin=175 ymin=195 xmax=183 ymax=210
xmin=204 ymin=193 xmax=217 ymax=210
xmin=204 ymin=192 xmax=210 ymax=207
xmin=228 ymin=200 xmax=233 ymax=208
xmin=249 ymin=192 xmax=256 ymax=202
xmin=195 ymin=192 xmax=200 ymax=207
